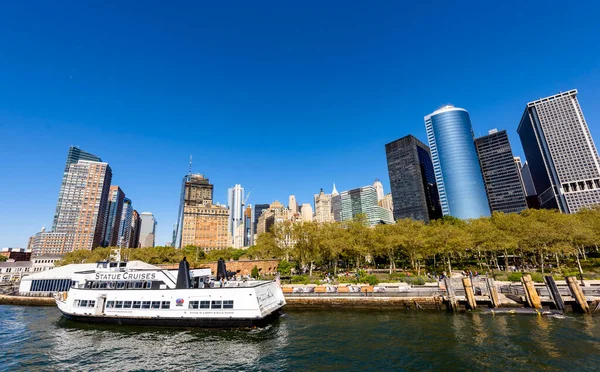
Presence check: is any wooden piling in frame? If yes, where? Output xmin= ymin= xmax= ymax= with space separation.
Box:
xmin=462 ymin=277 xmax=477 ymax=310
xmin=543 ymin=275 xmax=565 ymax=312
xmin=566 ymin=276 xmax=590 ymax=313
xmin=444 ymin=277 xmax=458 ymax=312
xmin=486 ymin=278 xmax=500 ymax=308
xmin=521 ymin=274 xmax=542 ymax=309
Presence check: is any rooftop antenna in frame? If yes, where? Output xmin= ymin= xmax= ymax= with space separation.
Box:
xmin=188 ymin=155 xmax=193 ymax=176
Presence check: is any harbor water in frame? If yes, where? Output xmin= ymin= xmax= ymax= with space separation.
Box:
xmin=1 ymin=305 xmax=600 ymax=371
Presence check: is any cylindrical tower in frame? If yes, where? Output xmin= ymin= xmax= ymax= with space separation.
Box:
xmin=425 ymin=105 xmax=490 ymax=219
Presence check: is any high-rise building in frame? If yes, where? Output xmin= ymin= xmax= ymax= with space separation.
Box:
xmin=517 ymin=89 xmax=600 ymax=213
xmin=288 ymin=195 xmax=297 ymax=215
xmin=179 ymin=203 xmax=229 ymax=251
xmin=52 ymin=146 xmax=102 ymax=231
xmin=339 ymin=185 xmax=394 ymax=226
xmin=174 ymin=173 xmax=214 ymax=247
xmin=103 ymin=186 xmax=126 ymax=247
xmin=253 ymin=204 xmax=270 ymax=238
xmin=139 ymin=212 xmax=157 ymax=248
xmin=244 ymin=205 xmax=253 ymax=247
xmin=227 ymin=184 xmax=245 ymax=248
xmin=379 ymin=193 xmax=393 ymax=213
xmin=425 ymin=105 xmax=490 ymax=219
xmin=519 ymin=161 xmax=540 ymax=209
xmin=118 ymin=198 xmax=133 ymax=248
xmin=331 ymin=184 xmax=342 ymax=222
xmin=475 ymin=129 xmax=528 ymax=214
xmin=129 ymin=210 xmax=141 ymax=248
xmin=300 ymin=203 xmax=313 ymax=222
xmin=313 ymin=188 xmax=333 ymax=223
xmin=385 ymin=134 xmax=442 ymax=222
xmin=33 ymin=156 xmax=112 ymax=256
xmin=373 ymin=180 xmax=385 ymax=202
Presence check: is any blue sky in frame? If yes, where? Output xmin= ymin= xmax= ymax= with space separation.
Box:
xmin=1 ymin=1 xmax=599 ymax=247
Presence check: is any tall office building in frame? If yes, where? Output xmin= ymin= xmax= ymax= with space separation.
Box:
xmin=380 ymin=193 xmax=394 ymax=212
xmin=103 ymin=186 xmax=126 ymax=247
xmin=517 ymin=90 xmax=600 ymax=213
xmin=300 ymin=203 xmax=313 ymax=222
xmin=331 ymin=184 xmax=342 ymax=222
xmin=244 ymin=205 xmax=253 ymax=247
xmin=475 ymin=129 xmax=528 ymax=214
xmin=339 ymin=185 xmax=394 ymax=226
xmin=288 ymin=195 xmax=297 ymax=215
xmin=253 ymin=204 xmax=270 ymax=238
xmin=139 ymin=212 xmax=157 ymax=248
xmin=314 ymin=188 xmax=333 ymax=223
xmin=52 ymin=146 xmax=102 ymax=231
xmin=425 ymin=105 xmax=490 ymax=219
xmin=129 ymin=210 xmax=141 ymax=248
xmin=34 ymin=157 xmax=112 ymax=255
xmin=373 ymin=180 xmax=385 ymax=202
xmin=118 ymin=198 xmax=133 ymax=248
xmin=179 ymin=203 xmax=229 ymax=251
xmin=385 ymin=134 xmax=442 ymax=222
xmin=174 ymin=173 xmax=214 ymax=247
xmin=227 ymin=184 xmax=245 ymax=248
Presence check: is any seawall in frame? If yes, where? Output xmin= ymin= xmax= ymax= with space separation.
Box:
xmin=0 ymin=295 xmax=55 ymax=306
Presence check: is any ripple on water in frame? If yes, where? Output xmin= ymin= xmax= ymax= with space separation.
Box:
xmin=1 ymin=306 xmax=600 ymax=371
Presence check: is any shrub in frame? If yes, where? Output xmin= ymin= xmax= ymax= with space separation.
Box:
xmin=530 ymin=272 xmax=544 ymax=283
xmin=291 ymin=275 xmax=308 ymax=284
xmin=403 ymin=276 xmax=425 ymax=286
xmin=360 ymin=275 xmax=380 ymax=286
xmin=277 ymin=261 xmax=294 ymax=276
xmin=251 ymin=266 xmax=260 ymax=279
xmin=507 ymin=272 xmax=523 ymax=282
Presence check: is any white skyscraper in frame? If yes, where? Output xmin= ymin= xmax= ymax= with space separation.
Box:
xmin=227 ymin=184 xmax=245 ymax=248
xmin=300 ymin=203 xmax=313 ymax=222
xmin=288 ymin=195 xmax=297 ymax=214
xmin=373 ymin=180 xmax=385 ymax=202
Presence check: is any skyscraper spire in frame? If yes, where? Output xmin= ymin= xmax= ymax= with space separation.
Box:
xmin=332 ymin=183 xmax=339 ymax=196
xmin=188 ymin=155 xmax=193 ymax=176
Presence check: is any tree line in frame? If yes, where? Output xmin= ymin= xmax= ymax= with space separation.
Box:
xmin=249 ymin=207 xmax=600 ymax=277
xmin=56 ymin=207 xmax=600 ymax=279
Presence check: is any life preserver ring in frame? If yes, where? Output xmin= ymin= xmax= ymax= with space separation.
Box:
xmin=62 ymin=292 xmax=67 ymax=301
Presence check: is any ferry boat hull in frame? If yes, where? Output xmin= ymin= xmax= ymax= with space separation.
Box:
xmin=58 ymin=308 xmax=284 ymax=328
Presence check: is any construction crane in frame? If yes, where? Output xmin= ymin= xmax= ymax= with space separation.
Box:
xmin=242 ymin=191 xmax=251 ymax=208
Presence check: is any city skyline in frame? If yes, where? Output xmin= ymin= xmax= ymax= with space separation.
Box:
xmin=2 ymin=2 xmax=600 ymax=247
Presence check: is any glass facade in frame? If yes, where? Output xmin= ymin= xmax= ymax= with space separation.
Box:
xmin=425 ymin=106 xmax=490 ymax=219
xmin=385 ymin=135 xmax=442 ymax=222
xmin=339 ymin=186 xmax=394 ymax=225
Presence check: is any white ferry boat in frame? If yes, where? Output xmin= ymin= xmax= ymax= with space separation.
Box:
xmin=54 ymin=255 xmax=286 ymax=328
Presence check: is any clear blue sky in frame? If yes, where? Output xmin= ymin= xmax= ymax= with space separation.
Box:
xmin=1 ymin=1 xmax=599 ymax=247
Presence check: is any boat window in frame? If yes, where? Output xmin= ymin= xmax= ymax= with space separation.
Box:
xmin=126 ymin=282 xmax=133 ymax=289
xmin=211 ymin=301 xmax=222 ymax=309
xmin=85 ymin=282 xmax=92 ymax=289
xmin=115 ymin=301 xmax=123 ymax=308
xmin=223 ymin=300 xmax=234 ymax=309
xmin=200 ymin=301 xmax=210 ymax=309
xmin=80 ymin=300 xmax=88 ymax=307
xmin=116 ymin=282 xmax=125 ymax=289
xmin=132 ymin=301 xmax=142 ymax=309
xmin=151 ymin=301 xmax=160 ymax=309
xmin=189 ymin=301 xmax=199 ymax=309
xmin=109 ymin=282 xmax=116 ymax=289
xmin=73 ymin=300 xmax=80 ymax=307
xmin=100 ymin=282 xmax=108 ymax=289
xmin=161 ymin=301 xmax=170 ymax=309
xmin=142 ymin=301 xmax=151 ymax=309
xmin=106 ymin=301 xmax=115 ymax=308
xmin=110 ymin=262 xmax=117 ymax=268
xmin=145 ymin=281 xmax=152 ymax=289
xmin=120 ymin=262 xmax=127 ymax=268
xmin=134 ymin=282 xmax=143 ymax=289
xmin=88 ymin=300 xmax=95 ymax=307
xmin=124 ymin=301 xmax=132 ymax=308
xmin=92 ymin=282 xmax=99 ymax=289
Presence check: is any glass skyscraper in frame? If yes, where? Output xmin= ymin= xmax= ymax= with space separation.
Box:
xmin=475 ymin=130 xmax=528 ymax=214
xmin=425 ymin=106 xmax=490 ymax=219
xmin=385 ymin=134 xmax=442 ymax=222
xmin=339 ymin=185 xmax=394 ymax=226
xmin=517 ymin=90 xmax=600 ymax=213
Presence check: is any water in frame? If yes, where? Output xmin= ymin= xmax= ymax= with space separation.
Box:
xmin=1 ymin=306 xmax=600 ymax=371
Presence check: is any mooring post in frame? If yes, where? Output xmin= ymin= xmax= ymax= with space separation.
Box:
xmin=521 ymin=274 xmax=542 ymax=309
xmin=486 ymin=278 xmax=500 ymax=308
xmin=543 ymin=275 xmax=565 ymax=312
xmin=566 ymin=276 xmax=590 ymax=313
xmin=444 ymin=277 xmax=457 ymax=312
xmin=462 ymin=277 xmax=477 ymax=310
